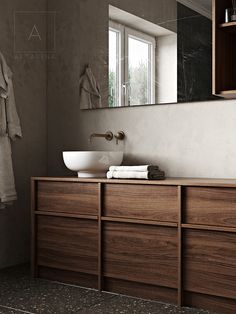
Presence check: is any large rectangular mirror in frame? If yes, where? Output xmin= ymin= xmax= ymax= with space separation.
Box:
xmin=80 ymin=0 xmax=219 ymax=109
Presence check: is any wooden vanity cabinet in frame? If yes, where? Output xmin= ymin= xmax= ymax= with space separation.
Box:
xmin=31 ymin=178 xmax=236 ymax=314
xmin=32 ymin=180 xmax=99 ymax=289
xmin=182 ymin=186 xmax=236 ymax=314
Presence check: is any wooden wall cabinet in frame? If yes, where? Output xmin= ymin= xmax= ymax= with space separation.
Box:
xmin=32 ymin=177 xmax=236 ymax=314
xmin=213 ymin=0 xmax=236 ymax=98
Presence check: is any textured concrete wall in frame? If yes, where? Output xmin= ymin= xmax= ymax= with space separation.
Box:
xmin=0 ymin=0 xmax=47 ymax=268
xmin=47 ymin=0 xmax=81 ymax=176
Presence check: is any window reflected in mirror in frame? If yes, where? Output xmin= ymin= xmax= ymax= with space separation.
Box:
xmin=109 ymin=5 xmax=177 ymax=107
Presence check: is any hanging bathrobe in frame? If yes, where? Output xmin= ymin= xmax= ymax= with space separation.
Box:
xmin=0 ymin=52 xmax=22 ymax=209
xmin=79 ymin=66 xmax=102 ymax=109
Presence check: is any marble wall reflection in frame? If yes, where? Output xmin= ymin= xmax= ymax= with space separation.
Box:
xmin=177 ymin=3 xmax=217 ymax=102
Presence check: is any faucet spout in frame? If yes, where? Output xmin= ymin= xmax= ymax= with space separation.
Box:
xmin=90 ymin=131 xmax=113 ymax=143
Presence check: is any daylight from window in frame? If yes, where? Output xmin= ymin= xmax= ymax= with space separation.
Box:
xmin=128 ymin=36 xmax=151 ymax=105
xmin=109 ymin=23 xmax=155 ymax=107
xmin=109 ymin=29 xmax=120 ymax=107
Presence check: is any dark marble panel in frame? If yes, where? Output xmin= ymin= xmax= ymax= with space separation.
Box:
xmin=177 ymin=3 xmax=218 ymax=103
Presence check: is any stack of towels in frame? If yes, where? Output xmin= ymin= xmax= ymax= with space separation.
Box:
xmin=107 ymin=165 xmax=165 ymax=180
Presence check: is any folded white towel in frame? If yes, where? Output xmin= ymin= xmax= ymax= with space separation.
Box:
xmin=109 ymin=165 xmax=159 ymax=172
xmin=107 ymin=170 xmax=165 ymax=180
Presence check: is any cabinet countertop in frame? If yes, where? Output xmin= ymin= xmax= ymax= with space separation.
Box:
xmin=31 ymin=177 xmax=236 ymax=188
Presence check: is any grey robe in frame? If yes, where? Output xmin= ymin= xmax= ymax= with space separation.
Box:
xmin=79 ymin=66 xmax=102 ymax=109
xmin=0 ymin=52 xmax=22 ymax=209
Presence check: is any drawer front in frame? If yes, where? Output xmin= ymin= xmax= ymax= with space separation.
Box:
xmin=184 ymin=229 xmax=236 ymax=300
xmin=184 ymin=187 xmax=236 ymax=227
xmin=37 ymin=181 xmax=98 ymax=215
xmin=37 ymin=216 xmax=98 ymax=275
xmin=103 ymin=184 xmax=178 ymax=222
xmin=103 ymin=222 xmax=178 ymax=288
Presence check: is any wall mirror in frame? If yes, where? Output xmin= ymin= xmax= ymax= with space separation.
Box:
xmin=80 ymin=0 xmax=220 ymax=109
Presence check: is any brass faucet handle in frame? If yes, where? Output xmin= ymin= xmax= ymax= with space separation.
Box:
xmin=114 ymin=131 xmax=125 ymax=144
xmin=105 ymin=131 xmax=114 ymax=141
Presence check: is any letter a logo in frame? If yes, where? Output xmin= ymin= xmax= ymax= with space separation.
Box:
xmin=28 ymin=25 xmax=42 ymax=41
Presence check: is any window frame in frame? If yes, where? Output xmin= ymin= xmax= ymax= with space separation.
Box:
xmin=109 ymin=20 xmax=156 ymax=107
xmin=109 ymin=21 xmax=124 ymax=107
xmin=125 ymin=26 xmax=156 ymax=106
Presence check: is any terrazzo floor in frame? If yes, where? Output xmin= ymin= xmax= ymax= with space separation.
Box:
xmin=0 ymin=265 xmax=217 ymax=314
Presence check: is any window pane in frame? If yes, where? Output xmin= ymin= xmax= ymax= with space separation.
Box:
xmin=109 ymin=29 xmax=120 ymax=107
xmin=128 ymin=36 xmax=152 ymax=105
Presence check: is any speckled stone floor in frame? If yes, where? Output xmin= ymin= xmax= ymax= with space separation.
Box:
xmin=0 ymin=265 xmax=217 ymax=314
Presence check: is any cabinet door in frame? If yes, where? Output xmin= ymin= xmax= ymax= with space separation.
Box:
xmin=184 ymin=229 xmax=236 ymax=300
xmin=103 ymin=222 xmax=178 ymax=289
xmin=37 ymin=216 xmax=98 ymax=275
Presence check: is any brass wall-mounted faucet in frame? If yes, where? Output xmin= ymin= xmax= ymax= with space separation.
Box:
xmin=89 ymin=131 xmax=125 ymax=144
xmin=90 ymin=131 xmax=113 ymax=143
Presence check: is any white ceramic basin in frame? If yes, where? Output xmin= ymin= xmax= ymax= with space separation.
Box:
xmin=63 ymin=151 xmax=123 ymax=178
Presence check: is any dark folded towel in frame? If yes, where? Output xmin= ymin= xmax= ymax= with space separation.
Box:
xmin=148 ymin=170 xmax=165 ymax=180
xmin=146 ymin=166 xmax=160 ymax=172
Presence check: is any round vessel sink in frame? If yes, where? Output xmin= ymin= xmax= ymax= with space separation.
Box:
xmin=63 ymin=151 xmax=123 ymax=178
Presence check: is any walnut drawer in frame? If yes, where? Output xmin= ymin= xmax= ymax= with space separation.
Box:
xmin=103 ymin=184 xmax=178 ymax=222
xmin=36 ymin=181 xmax=98 ymax=215
xmin=183 ymin=187 xmax=236 ymax=228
